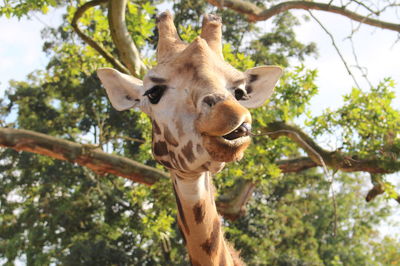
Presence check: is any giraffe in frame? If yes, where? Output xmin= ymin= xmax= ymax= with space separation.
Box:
xmin=97 ymin=11 xmax=282 ymax=266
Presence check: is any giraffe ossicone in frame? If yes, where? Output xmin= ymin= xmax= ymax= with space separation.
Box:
xmin=97 ymin=11 xmax=282 ymax=266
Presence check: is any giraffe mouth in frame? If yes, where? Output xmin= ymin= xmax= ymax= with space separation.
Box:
xmin=222 ymin=122 xmax=251 ymax=140
xmin=203 ymin=134 xmax=251 ymax=162
xmin=201 ymin=122 xmax=252 ymax=162
xmin=207 ymin=121 xmax=252 ymax=148
xmin=215 ymin=134 xmax=250 ymax=147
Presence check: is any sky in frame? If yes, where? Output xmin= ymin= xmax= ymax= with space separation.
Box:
xmin=1 ymin=7 xmax=399 ymax=106
xmin=0 ymin=3 xmax=399 ymax=238
xmin=0 ymin=9 xmax=65 ymax=98
xmin=292 ymin=9 xmax=400 ymax=113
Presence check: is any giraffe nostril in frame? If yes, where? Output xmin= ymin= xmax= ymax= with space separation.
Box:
xmin=203 ymin=95 xmax=216 ymax=107
xmin=202 ymin=94 xmax=226 ymax=108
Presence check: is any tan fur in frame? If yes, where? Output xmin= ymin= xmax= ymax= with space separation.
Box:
xmin=155 ymin=12 xmax=248 ymax=264
xmin=156 ymin=12 xmax=187 ymax=62
xmin=200 ymin=14 xmax=223 ymax=58
xmin=98 ymin=11 xmax=282 ymax=266
xmin=173 ymin=173 xmax=237 ymax=266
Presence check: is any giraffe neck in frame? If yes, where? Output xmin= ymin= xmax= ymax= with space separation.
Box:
xmin=170 ymin=171 xmax=242 ymax=266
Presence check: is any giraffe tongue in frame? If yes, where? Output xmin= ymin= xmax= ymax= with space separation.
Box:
xmin=222 ymin=123 xmax=251 ymax=140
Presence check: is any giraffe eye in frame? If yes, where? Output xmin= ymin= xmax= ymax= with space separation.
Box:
xmin=234 ymin=88 xmax=248 ymax=101
xmin=143 ymin=85 xmax=167 ymax=104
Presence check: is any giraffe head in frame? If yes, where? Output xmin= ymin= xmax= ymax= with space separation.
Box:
xmin=97 ymin=12 xmax=282 ymax=175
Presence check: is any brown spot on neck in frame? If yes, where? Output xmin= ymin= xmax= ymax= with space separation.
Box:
xmin=201 ymin=218 xmax=221 ymax=255
xmin=193 ymin=200 xmax=206 ymax=224
xmin=172 ymin=184 xmax=190 ymax=235
xmin=182 ymin=140 xmax=195 ymax=163
xmin=153 ymin=141 xmax=168 ymax=156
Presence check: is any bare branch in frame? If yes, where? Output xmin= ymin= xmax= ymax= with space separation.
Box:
xmin=71 ymin=0 xmax=130 ymax=74
xmin=308 ymin=11 xmax=361 ymax=89
xmin=207 ymin=0 xmax=400 ymax=32
xmin=260 ymin=121 xmax=400 ymax=174
xmin=347 ymin=20 xmax=373 ymax=87
xmin=107 ymin=0 xmax=148 ymax=77
xmin=0 ymin=127 xmax=167 ymax=185
xmin=350 ymin=0 xmax=378 ymax=15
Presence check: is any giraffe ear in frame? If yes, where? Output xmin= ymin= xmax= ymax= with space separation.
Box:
xmin=240 ymin=66 xmax=283 ymax=109
xmin=97 ymin=68 xmax=144 ymax=111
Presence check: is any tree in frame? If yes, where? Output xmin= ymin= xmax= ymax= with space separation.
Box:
xmin=0 ymin=0 xmax=399 ymax=264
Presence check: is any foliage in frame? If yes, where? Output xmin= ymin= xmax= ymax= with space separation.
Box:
xmin=224 ymin=171 xmax=394 ymax=265
xmin=309 ymin=79 xmax=400 ymax=158
xmin=0 ymin=0 xmax=58 ymax=18
xmin=0 ymin=0 xmax=399 ymax=265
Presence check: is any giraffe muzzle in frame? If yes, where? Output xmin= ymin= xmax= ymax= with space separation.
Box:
xmin=196 ymin=99 xmax=252 ymax=137
xmin=222 ymin=122 xmax=251 ymax=140
xmin=196 ymin=98 xmax=252 ymax=162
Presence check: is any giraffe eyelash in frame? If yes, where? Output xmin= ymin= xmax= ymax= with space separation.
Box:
xmin=143 ymin=85 xmax=167 ymax=104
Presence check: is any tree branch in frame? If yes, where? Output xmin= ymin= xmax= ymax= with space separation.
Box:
xmin=217 ymin=179 xmax=255 ymax=220
xmin=366 ymin=174 xmax=400 ymax=204
xmin=2 ymin=125 xmax=398 ymax=220
xmin=0 ymin=127 xmax=167 ymax=185
xmin=276 ymin=156 xmax=318 ymax=172
xmin=262 ymin=121 xmax=400 ymax=174
xmin=217 ymin=157 xmax=318 ymax=220
xmin=0 ymin=127 xmax=254 ymax=219
xmin=207 ymin=0 xmax=400 ymax=32
xmin=308 ymin=10 xmax=361 ymax=89
xmin=219 ymin=121 xmax=400 ymax=220
xmin=366 ymin=183 xmax=385 ymax=202
xmin=108 ymin=0 xmax=148 ymax=77
xmin=71 ymin=0 xmax=130 ymax=74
